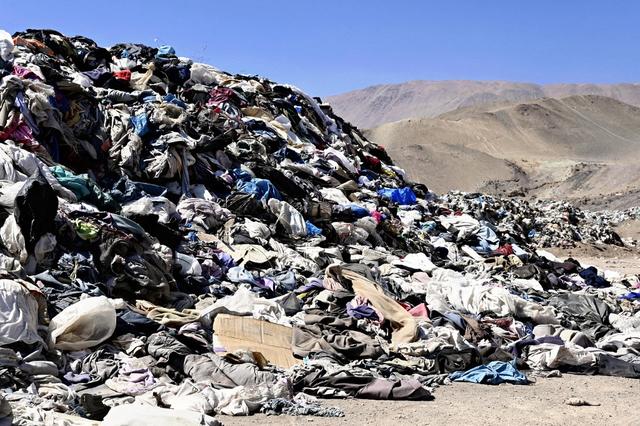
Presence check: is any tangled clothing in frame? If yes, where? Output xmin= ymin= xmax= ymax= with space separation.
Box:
xmin=183 ymin=353 xmax=277 ymax=389
xmin=579 ymin=266 xmax=610 ymax=288
xmin=439 ymin=214 xmax=481 ymax=240
xmin=533 ymin=324 xmax=594 ymax=348
xmin=596 ymin=331 xmax=640 ymax=351
xmin=294 ymin=368 xmax=432 ymax=400
xmin=424 ymin=268 xmax=559 ymax=325
xmin=176 ymin=198 xmax=232 ymax=232
xmin=136 ymin=300 xmax=200 ymax=327
xmin=236 ymin=178 xmax=282 ymax=202
xmin=292 ymin=315 xmax=383 ymax=363
xmin=526 ymin=342 xmax=597 ymax=371
xmin=99 ymin=236 xmax=172 ymax=303
xmin=267 ymin=198 xmax=307 ymax=237
xmin=77 ymin=347 xmax=121 ymax=383
xmin=548 ymin=293 xmax=613 ymax=340
xmin=596 ymin=353 xmax=640 ymax=378
xmin=609 ymin=312 xmax=640 ymax=333
xmin=50 ymin=166 xmax=117 ymax=212
xmin=0 ymin=141 xmax=76 ymax=201
xmin=0 ymin=279 xmax=42 ymax=346
xmin=142 ymin=378 xmax=288 ymax=416
xmin=147 ymin=331 xmax=193 ymax=369
xmin=397 ymin=326 xmax=476 ymax=357
xmin=0 ymin=214 xmax=27 ymax=264
xmin=199 ymin=285 xmax=288 ymax=326
xmin=260 ymin=396 xmax=344 ymax=417
xmin=339 ymin=269 xmax=418 ymax=345
xmin=101 ymin=403 xmax=220 ymax=426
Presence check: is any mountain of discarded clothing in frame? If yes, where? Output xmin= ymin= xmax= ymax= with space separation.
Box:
xmin=1 ymin=28 xmax=640 ymax=425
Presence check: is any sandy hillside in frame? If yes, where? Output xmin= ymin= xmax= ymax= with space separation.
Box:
xmin=365 ymin=95 xmax=640 ymax=208
xmin=327 ymin=80 xmax=640 ymax=128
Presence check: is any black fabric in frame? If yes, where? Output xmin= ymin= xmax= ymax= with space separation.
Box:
xmin=14 ymin=172 xmax=58 ymax=251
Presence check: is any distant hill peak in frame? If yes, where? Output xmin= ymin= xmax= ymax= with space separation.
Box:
xmin=326 ymin=80 xmax=640 ymax=128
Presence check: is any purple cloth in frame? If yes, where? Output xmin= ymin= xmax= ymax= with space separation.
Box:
xmin=347 ymin=303 xmax=379 ymax=320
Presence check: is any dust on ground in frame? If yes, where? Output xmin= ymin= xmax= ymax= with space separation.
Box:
xmin=221 ymin=374 xmax=637 ymax=426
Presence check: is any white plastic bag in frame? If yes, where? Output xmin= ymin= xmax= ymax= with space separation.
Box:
xmin=49 ymin=296 xmax=116 ymax=350
xmin=0 ymin=30 xmax=14 ymax=61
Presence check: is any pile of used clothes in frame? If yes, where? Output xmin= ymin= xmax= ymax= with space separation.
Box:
xmin=437 ymin=193 xmax=630 ymax=248
xmin=1 ymin=28 xmax=640 ymax=425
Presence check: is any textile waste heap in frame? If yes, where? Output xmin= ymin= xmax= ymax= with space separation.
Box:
xmin=0 ymin=29 xmax=640 ymax=425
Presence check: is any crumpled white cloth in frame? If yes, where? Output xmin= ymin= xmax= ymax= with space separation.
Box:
xmin=423 ymin=268 xmax=559 ymax=324
xmin=0 ymin=279 xmax=42 ymax=346
xmin=527 ymin=342 xmax=598 ymax=370
xmin=198 ymin=285 xmax=289 ymax=327
xmin=439 ymin=214 xmax=480 ymax=240
xmin=596 ymin=331 xmax=640 ymax=350
xmin=102 ymin=402 xmax=219 ymax=425
xmin=134 ymin=378 xmax=288 ymax=417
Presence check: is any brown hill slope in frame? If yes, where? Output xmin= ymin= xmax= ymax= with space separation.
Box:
xmin=366 ymin=95 xmax=640 ymax=208
xmin=328 ymin=81 xmax=640 ymax=128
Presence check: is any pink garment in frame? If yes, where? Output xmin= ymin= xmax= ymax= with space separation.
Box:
xmin=370 ymin=211 xmax=383 ymax=223
xmin=12 ymin=65 xmax=41 ymax=80
xmin=408 ymin=303 xmax=429 ymax=318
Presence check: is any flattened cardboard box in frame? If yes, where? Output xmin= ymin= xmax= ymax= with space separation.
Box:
xmin=213 ymin=314 xmax=301 ymax=368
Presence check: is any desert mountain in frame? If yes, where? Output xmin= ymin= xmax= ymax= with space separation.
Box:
xmin=366 ymin=95 xmax=640 ymax=209
xmin=327 ymin=80 xmax=640 ymax=128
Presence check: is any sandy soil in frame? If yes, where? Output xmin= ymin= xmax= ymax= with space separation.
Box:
xmin=546 ymin=220 xmax=640 ymax=275
xmin=547 ymin=244 xmax=640 ymax=275
xmin=221 ymin=374 xmax=637 ymax=426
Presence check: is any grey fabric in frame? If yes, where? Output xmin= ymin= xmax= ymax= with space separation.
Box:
xmin=183 ymin=353 xmax=277 ymax=388
xmin=292 ymin=314 xmax=383 ymax=362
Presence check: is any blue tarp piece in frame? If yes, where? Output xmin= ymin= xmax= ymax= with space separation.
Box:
xmin=349 ymin=205 xmax=370 ymax=218
xmin=305 ymin=221 xmax=322 ymax=236
xmin=131 ymin=113 xmax=149 ymax=136
xmin=377 ymin=187 xmax=417 ymax=205
xmin=236 ymin=178 xmax=282 ymax=202
xmin=156 ymin=45 xmax=175 ymax=57
xmin=449 ymin=361 xmax=528 ymax=385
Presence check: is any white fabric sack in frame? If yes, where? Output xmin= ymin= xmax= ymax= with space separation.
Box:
xmin=49 ymin=296 xmax=116 ymax=350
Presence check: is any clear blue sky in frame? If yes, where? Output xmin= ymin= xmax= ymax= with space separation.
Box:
xmin=4 ymin=0 xmax=639 ymax=97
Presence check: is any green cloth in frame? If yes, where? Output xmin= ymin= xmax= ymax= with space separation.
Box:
xmin=50 ymin=166 xmax=118 ymax=212
xmin=73 ymin=220 xmax=100 ymax=241
xmin=51 ymin=165 xmax=91 ymax=198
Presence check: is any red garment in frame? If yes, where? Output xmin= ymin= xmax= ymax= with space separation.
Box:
xmin=113 ymin=70 xmax=131 ymax=80
xmin=208 ymin=87 xmax=240 ymax=107
xmin=370 ymin=211 xmax=383 ymax=223
xmin=363 ymin=155 xmax=382 ymax=171
xmin=495 ymin=244 xmax=514 ymax=256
